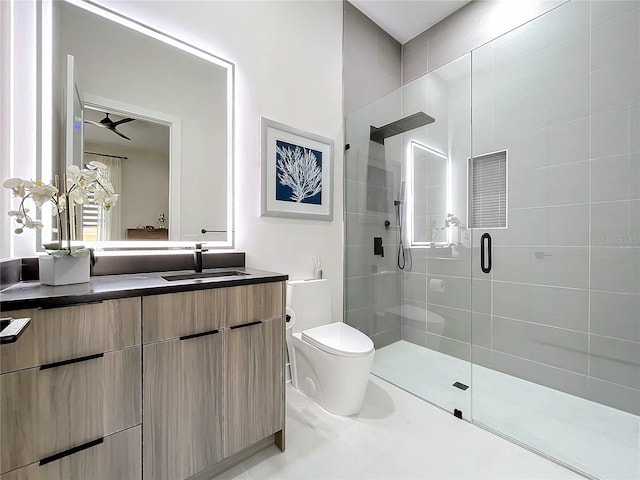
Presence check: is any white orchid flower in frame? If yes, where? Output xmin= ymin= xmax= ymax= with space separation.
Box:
xmin=4 ymin=161 xmax=118 ymax=246
xmin=88 ymin=161 xmax=107 ymax=171
xmin=3 ymin=177 xmax=26 ymax=197
xmin=69 ymin=186 xmax=89 ymax=205
xmin=28 ymin=181 xmax=58 ymax=208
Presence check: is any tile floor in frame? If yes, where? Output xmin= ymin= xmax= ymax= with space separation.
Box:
xmin=216 ymin=375 xmax=584 ymax=479
xmin=373 ymin=340 xmax=640 ymax=480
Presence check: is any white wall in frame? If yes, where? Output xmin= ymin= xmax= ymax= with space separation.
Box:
xmin=5 ymin=1 xmax=345 ymax=320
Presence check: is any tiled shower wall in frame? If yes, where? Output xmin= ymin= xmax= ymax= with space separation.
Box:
xmin=344 ymin=1 xmax=404 ymax=347
xmin=343 ymin=1 xmax=401 ymax=115
xmin=401 ymin=0 xmax=639 ymax=415
xmin=401 ymin=0 xmax=567 ymax=84
xmin=470 ymin=0 xmax=640 ymax=415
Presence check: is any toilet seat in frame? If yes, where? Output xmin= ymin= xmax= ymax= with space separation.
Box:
xmin=301 ymin=322 xmax=374 ymax=358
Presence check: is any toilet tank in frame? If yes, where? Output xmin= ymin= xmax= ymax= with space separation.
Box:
xmin=286 ymin=279 xmax=331 ymax=332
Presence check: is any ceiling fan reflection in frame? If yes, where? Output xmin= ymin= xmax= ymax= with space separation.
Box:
xmin=84 ymin=113 xmax=135 ymax=140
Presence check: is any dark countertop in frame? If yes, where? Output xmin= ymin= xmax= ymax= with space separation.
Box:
xmin=0 ymin=267 xmax=288 ymax=311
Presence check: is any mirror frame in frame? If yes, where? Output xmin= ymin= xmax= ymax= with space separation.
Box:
xmin=407 ymin=140 xmax=452 ymax=247
xmin=38 ymin=0 xmax=235 ymax=251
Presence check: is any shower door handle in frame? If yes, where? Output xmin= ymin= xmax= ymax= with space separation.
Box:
xmin=480 ymin=233 xmax=492 ymax=274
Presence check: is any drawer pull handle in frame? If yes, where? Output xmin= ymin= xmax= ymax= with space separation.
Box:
xmin=40 ymin=300 xmax=104 ymax=310
xmin=40 ymin=352 xmax=104 ymax=370
xmin=180 ymin=329 xmax=220 ymax=341
xmin=230 ymin=320 xmax=263 ymax=330
xmin=39 ymin=437 xmax=104 ymax=466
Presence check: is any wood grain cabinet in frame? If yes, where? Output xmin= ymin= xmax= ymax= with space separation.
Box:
xmin=0 ymin=427 xmax=141 ymax=480
xmin=0 ymin=299 xmax=141 ymax=479
xmin=225 ymin=317 xmax=283 ymax=457
xmin=1 ymin=278 xmax=285 ymax=480
xmin=142 ymin=280 xmax=285 ymax=479
xmin=143 ymin=331 xmax=224 ymax=480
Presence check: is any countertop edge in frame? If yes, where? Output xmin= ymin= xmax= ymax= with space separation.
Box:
xmin=0 ymin=270 xmax=289 ymax=311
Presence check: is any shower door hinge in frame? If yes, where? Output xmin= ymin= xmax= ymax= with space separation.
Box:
xmin=453 ymin=409 xmax=463 ymax=419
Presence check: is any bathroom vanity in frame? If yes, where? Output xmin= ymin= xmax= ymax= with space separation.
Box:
xmin=0 ymin=265 xmax=287 ymax=480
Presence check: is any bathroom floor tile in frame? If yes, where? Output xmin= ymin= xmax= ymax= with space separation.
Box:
xmin=220 ymin=375 xmax=583 ymax=480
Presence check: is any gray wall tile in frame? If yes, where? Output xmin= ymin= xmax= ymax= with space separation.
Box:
xmin=590 ymin=247 xmax=640 ymax=294
xmin=491 ymin=246 xmax=589 ymax=289
xmin=590 ymin=291 xmax=640 ymax=342
xmin=508 ymin=162 xmax=590 ymax=209
xmin=490 ymin=204 xmax=589 ymax=247
xmin=591 ymin=153 xmax=640 ymax=202
xmin=472 ymin=313 xmax=492 ymax=349
xmin=371 ymin=326 xmax=401 ymax=349
xmin=426 ymin=333 xmax=471 ymax=362
xmin=492 ymin=316 xmax=589 ymax=374
xmin=344 ymin=1 xmax=402 ymax=115
xmin=590 ymin=200 xmax=640 ymax=248
xmin=480 ymin=351 xmax=590 ymax=400
xmin=402 ymin=324 xmax=427 ymax=347
xmin=590 ymin=335 xmax=640 ymax=389
xmin=590 ymin=59 xmax=640 ymax=115
xmin=426 ymin=304 xmax=471 ymax=343
xmin=402 ymin=45 xmax=428 ymax=85
xmin=591 ymin=0 xmax=640 ymax=28
xmin=492 ymin=282 xmax=589 ymax=332
xmin=426 ymin=274 xmax=471 ymax=310
xmin=587 ymin=378 xmax=640 ymax=415
xmin=590 ymin=6 xmax=640 ymax=70
xmin=591 ymin=107 xmax=635 ymax=159
xmin=504 ymin=118 xmax=590 ymax=173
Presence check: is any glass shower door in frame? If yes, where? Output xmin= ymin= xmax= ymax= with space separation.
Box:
xmin=470 ymin=1 xmax=640 ymax=478
xmin=345 ymin=54 xmax=473 ymax=419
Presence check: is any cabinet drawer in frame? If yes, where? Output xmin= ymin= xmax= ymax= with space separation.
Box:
xmin=143 ymin=289 xmax=225 ymax=343
xmin=142 ymin=282 xmax=284 ymax=343
xmin=224 ymin=282 xmax=284 ymax=328
xmin=0 ymin=426 xmax=141 ymax=480
xmin=0 ymin=347 xmax=141 ymax=474
xmin=1 ymin=297 xmax=141 ymax=374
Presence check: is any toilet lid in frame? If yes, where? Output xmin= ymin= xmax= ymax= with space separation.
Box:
xmin=302 ymin=322 xmax=374 ymax=358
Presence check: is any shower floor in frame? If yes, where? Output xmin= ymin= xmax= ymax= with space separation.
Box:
xmin=372 ymin=340 xmax=639 ymax=480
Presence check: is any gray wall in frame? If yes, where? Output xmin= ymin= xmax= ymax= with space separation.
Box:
xmin=343 ymin=1 xmax=401 ymax=115
xmin=343 ymin=1 xmax=403 ymax=347
xmin=402 ymin=0 xmax=567 ymax=84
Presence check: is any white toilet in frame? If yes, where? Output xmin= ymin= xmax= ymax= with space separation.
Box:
xmin=286 ymin=279 xmax=375 ymax=416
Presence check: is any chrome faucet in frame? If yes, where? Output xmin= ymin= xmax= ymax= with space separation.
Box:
xmin=193 ymin=243 xmax=208 ymax=272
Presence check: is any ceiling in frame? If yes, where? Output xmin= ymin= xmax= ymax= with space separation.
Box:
xmin=350 ymin=0 xmax=472 ymax=44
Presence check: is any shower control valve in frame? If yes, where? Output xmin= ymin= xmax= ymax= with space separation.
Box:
xmin=374 ymin=237 xmax=384 ymax=258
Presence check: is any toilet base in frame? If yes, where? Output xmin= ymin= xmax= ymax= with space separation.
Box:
xmin=289 ymin=333 xmax=374 ymax=416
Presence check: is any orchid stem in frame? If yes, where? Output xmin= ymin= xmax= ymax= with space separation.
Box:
xmin=64 ymin=174 xmax=71 ymax=251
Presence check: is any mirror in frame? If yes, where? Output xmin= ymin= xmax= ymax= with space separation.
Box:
xmin=408 ymin=141 xmax=450 ymax=246
xmin=44 ymin=0 xmax=234 ymax=247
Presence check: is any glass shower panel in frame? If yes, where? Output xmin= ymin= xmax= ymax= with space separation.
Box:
xmin=345 ymin=54 xmax=472 ymax=418
xmin=470 ymin=1 xmax=640 ymax=478
xmin=345 ymin=90 xmax=404 ymax=349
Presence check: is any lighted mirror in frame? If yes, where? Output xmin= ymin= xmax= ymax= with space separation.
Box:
xmin=408 ymin=141 xmax=450 ymax=246
xmin=41 ymin=0 xmax=234 ymax=248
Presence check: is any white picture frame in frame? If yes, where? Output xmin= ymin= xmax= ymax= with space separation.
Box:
xmin=261 ymin=117 xmax=334 ymax=221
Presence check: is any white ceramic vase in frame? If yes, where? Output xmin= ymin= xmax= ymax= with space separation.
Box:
xmin=38 ymin=254 xmax=90 ymax=286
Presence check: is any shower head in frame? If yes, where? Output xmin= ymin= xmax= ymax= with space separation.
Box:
xmin=370 ymin=112 xmax=435 ymax=145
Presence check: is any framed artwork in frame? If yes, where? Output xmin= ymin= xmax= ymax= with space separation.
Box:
xmin=261 ymin=117 xmax=334 ymax=220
